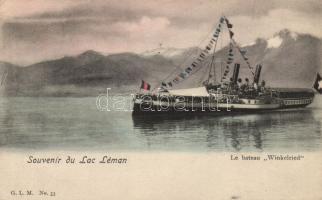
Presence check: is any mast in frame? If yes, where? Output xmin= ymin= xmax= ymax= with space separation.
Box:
xmin=151 ymin=15 xmax=253 ymax=90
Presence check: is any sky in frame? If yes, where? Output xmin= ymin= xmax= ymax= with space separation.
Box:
xmin=0 ymin=0 xmax=322 ymax=65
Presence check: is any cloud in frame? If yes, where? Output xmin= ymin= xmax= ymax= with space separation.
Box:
xmin=114 ymin=16 xmax=170 ymax=36
xmin=0 ymin=0 xmax=322 ymax=65
xmin=230 ymin=8 xmax=322 ymax=45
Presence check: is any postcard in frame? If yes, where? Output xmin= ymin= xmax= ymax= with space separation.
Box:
xmin=0 ymin=0 xmax=322 ymax=199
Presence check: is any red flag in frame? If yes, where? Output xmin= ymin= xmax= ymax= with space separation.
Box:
xmin=140 ymin=80 xmax=151 ymax=91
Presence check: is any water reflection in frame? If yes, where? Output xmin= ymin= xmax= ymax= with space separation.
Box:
xmin=0 ymin=97 xmax=321 ymax=152
xmin=132 ymin=109 xmax=322 ymax=151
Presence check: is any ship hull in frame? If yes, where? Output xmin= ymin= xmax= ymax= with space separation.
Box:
xmin=132 ymin=98 xmax=313 ymax=116
xmin=132 ymin=87 xmax=315 ymax=116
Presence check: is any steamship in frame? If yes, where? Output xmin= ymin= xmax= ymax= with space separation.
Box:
xmin=132 ymin=16 xmax=315 ymax=115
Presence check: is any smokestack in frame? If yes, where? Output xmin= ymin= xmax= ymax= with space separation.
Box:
xmin=232 ymin=63 xmax=240 ymax=84
xmin=254 ymin=64 xmax=262 ymax=84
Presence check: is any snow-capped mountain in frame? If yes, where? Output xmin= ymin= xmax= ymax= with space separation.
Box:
xmin=0 ymin=29 xmax=321 ymax=96
xmin=141 ymin=47 xmax=187 ymax=58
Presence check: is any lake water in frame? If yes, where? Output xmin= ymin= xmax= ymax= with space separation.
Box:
xmin=0 ymin=95 xmax=321 ymax=152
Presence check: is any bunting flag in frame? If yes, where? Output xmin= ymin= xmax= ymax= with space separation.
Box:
xmin=173 ymin=77 xmax=180 ymax=83
xmin=185 ymin=67 xmax=193 ymax=73
xmin=240 ymin=49 xmax=247 ymax=55
xmin=225 ymin=20 xmax=233 ymax=29
xmin=229 ymin=30 xmax=234 ymax=38
xmin=158 ymin=16 xmax=228 ymax=88
xmin=140 ymin=80 xmax=151 ymax=91
xmin=226 ymin=19 xmax=233 ymax=28
xmin=179 ymin=72 xmax=187 ymax=79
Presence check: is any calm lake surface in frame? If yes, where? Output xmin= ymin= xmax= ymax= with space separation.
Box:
xmin=0 ymin=95 xmax=321 ymax=152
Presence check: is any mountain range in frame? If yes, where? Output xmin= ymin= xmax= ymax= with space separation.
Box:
xmin=0 ymin=29 xmax=321 ymax=96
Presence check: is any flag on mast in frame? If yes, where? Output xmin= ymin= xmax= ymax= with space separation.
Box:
xmin=313 ymin=73 xmax=322 ymax=94
xmin=140 ymin=80 xmax=151 ymax=91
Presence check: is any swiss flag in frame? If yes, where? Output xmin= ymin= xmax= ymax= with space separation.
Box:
xmin=140 ymin=80 xmax=151 ymax=91
xmin=314 ymin=73 xmax=322 ymax=94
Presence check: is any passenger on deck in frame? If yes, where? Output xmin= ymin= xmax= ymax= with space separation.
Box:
xmin=228 ymin=78 xmax=235 ymax=89
xmin=245 ymin=78 xmax=250 ymax=87
xmin=260 ymin=80 xmax=266 ymax=92
xmin=261 ymin=80 xmax=266 ymax=87
xmin=237 ymin=78 xmax=242 ymax=88
xmin=240 ymin=78 xmax=249 ymax=91
xmin=253 ymin=82 xmax=258 ymax=90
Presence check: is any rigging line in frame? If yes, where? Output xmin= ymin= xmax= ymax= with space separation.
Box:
xmin=173 ymin=17 xmax=232 ymax=87
xmin=199 ymin=56 xmax=212 ymax=85
xmin=206 ymin=15 xmax=228 ymax=83
xmin=231 ymin=39 xmax=255 ymax=76
xmin=173 ymin=53 xmax=212 ymax=87
xmin=151 ymin=21 xmax=222 ymax=91
xmin=207 ymin=27 xmax=220 ymax=83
